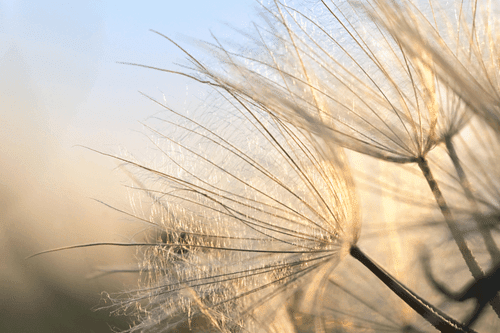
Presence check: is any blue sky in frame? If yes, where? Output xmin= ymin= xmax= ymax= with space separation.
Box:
xmin=0 ymin=0 xmax=257 ymax=310
xmin=0 ymin=0 xmax=256 ymax=151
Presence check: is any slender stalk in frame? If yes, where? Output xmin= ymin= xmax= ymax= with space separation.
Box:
xmin=350 ymin=245 xmax=476 ymax=333
xmin=418 ymin=156 xmax=500 ymax=320
xmin=462 ymin=261 xmax=500 ymax=326
xmin=445 ymin=136 xmax=500 ymax=260
xmin=424 ymin=250 xmax=500 ymax=327
xmin=416 ymin=157 xmax=483 ymax=280
xmin=445 ymin=136 xmax=500 ymax=319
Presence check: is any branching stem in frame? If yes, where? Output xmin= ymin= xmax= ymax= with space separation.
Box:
xmin=444 ymin=136 xmax=500 ymax=319
xmin=417 ymin=157 xmax=483 ymax=279
xmin=417 ymin=156 xmax=500 ymax=321
xmin=445 ymin=136 xmax=500 ymax=260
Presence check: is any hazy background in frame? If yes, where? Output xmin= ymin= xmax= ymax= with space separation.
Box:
xmin=0 ymin=1 xmax=254 ymax=331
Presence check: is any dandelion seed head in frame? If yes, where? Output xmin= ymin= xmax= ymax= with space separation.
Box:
xmin=187 ymin=0 xmax=476 ymax=165
xmin=368 ymin=0 xmax=500 ymax=131
xmin=98 ymin=1 xmax=500 ymax=331
xmin=111 ymin=84 xmax=360 ymax=331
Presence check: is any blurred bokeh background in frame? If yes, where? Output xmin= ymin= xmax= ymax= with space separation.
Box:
xmin=0 ymin=1 xmax=253 ymax=331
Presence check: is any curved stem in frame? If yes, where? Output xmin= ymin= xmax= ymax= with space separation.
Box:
xmin=417 ymin=157 xmax=483 ymax=280
xmin=445 ymin=136 xmax=500 ymax=260
xmin=350 ymin=245 xmax=476 ymax=333
xmin=445 ymin=136 xmax=500 ymax=319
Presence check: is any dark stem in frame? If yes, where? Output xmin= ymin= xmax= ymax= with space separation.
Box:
xmin=461 ymin=260 xmax=500 ymax=326
xmin=350 ymin=245 xmax=476 ymax=333
xmin=445 ymin=136 xmax=500 ymax=319
xmin=423 ymin=248 xmax=500 ymax=326
xmin=445 ymin=136 xmax=500 ymax=260
xmin=417 ymin=157 xmax=483 ymax=280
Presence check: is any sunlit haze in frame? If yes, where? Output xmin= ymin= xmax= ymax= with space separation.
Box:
xmin=0 ymin=1 xmax=254 ymax=331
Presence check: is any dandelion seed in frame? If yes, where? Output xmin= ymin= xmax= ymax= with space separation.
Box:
xmin=106 ymin=90 xmax=360 ymax=332
xmin=156 ymin=0 xmax=488 ymax=287
xmin=27 ymin=1 xmax=498 ymax=331
xmin=370 ymin=0 xmax=500 ymax=131
xmin=363 ymin=0 xmax=500 ymax=318
xmin=104 ymin=71 xmax=475 ymax=333
xmin=167 ymin=1 xmax=498 ymax=315
xmin=187 ymin=0 xmax=470 ymax=164
xmin=422 ymin=115 xmax=500 ymax=324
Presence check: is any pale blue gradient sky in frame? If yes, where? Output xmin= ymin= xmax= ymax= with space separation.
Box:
xmin=0 ymin=0 xmax=256 ymax=255
xmin=0 ymin=0 xmax=255 ymax=150
xmin=0 ymin=2 xmax=255 ymax=330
